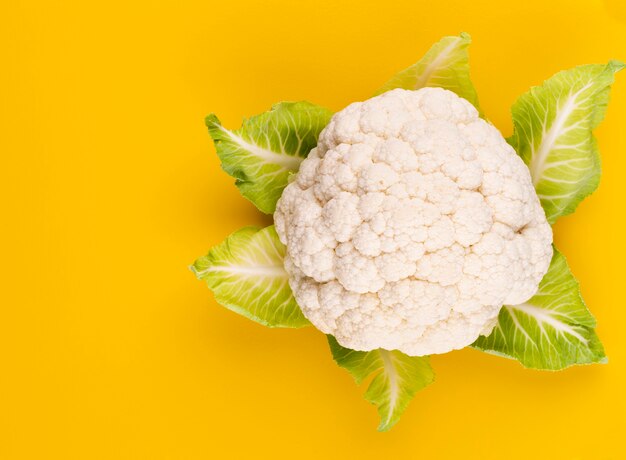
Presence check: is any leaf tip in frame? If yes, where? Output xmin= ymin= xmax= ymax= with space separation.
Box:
xmin=607 ymin=59 xmax=625 ymax=72
xmin=205 ymin=113 xmax=221 ymax=129
xmin=458 ymin=31 xmax=472 ymax=42
xmin=189 ymin=257 xmax=207 ymax=280
xmin=376 ymin=422 xmax=394 ymax=432
xmin=376 ymin=409 xmax=399 ymax=432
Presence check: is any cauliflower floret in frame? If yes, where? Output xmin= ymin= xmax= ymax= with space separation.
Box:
xmin=275 ymin=88 xmax=553 ymax=356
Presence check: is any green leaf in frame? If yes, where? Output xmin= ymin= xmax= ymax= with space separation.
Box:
xmin=206 ymin=102 xmax=332 ymax=214
xmin=327 ymin=336 xmax=434 ymax=431
xmin=508 ymin=60 xmax=624 ymax=223
xmin=472 ymin=249 xmax=606 ymax=370
xmin=192 ymin=226 xmax=310 ymax=328
xmin=375 ymin=32 xmax=480 ymax=111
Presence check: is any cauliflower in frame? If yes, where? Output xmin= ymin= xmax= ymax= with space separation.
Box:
xmin=274 ymin=87 xmax=553 ymax=356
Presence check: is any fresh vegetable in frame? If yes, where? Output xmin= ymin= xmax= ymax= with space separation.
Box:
xmin=274 ymin=87 xmax=553 ymax=356
xmin=194 ymin=33 xmax=622 ymax=431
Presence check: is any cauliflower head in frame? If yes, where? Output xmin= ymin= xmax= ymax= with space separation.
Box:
xmin=274 ymin=88 xmax=553 ymax=356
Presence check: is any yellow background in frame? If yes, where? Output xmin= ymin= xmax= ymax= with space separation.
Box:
xmin=2 ymin=0 xmax=626 ymax=458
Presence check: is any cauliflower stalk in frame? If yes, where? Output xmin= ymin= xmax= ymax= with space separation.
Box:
xmin=194 ymin=33 xmax=621 ymax=431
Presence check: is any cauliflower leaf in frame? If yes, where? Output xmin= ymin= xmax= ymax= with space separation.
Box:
xmin=472 ymin=249 xmax=606 ymax=370
xmin=508 ymin=61 xmax=624 ymax=223
xmin=206 ymin=102 xmax=332 ymax=214
xmin=192 ymin=226 xmax=310 ymax=328
xmin=327 ymin=336 xmax=434 ymax=431
xmin=375 ymin=32 xmax=480 ymax=111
